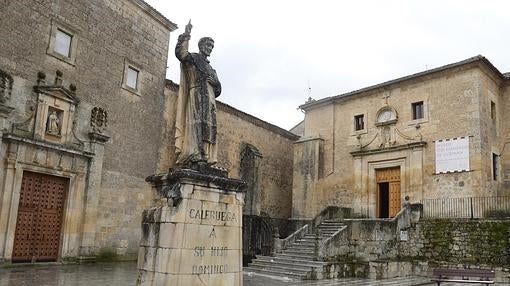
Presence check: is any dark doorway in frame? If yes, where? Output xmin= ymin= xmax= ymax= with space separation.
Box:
xmin=378 ymin=182 xmax=389 ymax=218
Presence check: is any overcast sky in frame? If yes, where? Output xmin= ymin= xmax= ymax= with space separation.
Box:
xmin=145 ymin=0 xmax=510 ymax=130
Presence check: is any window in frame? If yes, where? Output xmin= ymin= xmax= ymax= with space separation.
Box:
xmin=491 ymin=101 xmax=496 ymax=123
xmin=122 ymin=61 xmax=142 ymax=94
xmin=47 ymin=20 xmax=77 ymax=65
xmin=54 ymin=29 xmax=72 ymax=57
xmin=493 ymin=153 xmax=499 ymax=181
xmin=412 ymin=101 xmax=424 ymax=120
xmin=126 ymin=67 xmax=139 ymax=89
xmin=354 ymin=114 xmax=364 ymax=131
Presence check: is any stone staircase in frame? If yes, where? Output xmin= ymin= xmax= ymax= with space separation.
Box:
xmin=244 ymin=220 xmax=345 ymax=279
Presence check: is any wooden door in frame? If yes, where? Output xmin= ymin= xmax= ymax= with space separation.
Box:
xmin=12 ymin=172 xmax=68 ymax=262
xmin=389 ymin=181 xmax=401 ymax=217
xmin=376 ymin=167 xmax=401 ymax=218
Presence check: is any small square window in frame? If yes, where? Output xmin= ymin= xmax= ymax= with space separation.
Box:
xmin=354 ymin=114 xmax=364 ymax=131
xmin=491 ymin=101 xmax=496 ymax=123
xmin=126 ymin=67 xmax=139 ymax=89
xmin=55 ymin=29 xmax=72 ymax=57
xmin=412 ymin=101 xmax=424 ymax=120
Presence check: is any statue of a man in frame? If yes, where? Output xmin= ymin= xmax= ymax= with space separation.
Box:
xmin=46 ymin=110 xmax=60 ymax=135
xmin=174 ymin=21 xmax=221 ymax=166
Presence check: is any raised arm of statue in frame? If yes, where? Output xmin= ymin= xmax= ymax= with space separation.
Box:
xmin=175 ymin=20 xmax=192 ymax=62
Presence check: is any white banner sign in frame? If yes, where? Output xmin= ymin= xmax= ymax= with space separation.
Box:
xmin=435 ymin=137 xmax=470 ymax=173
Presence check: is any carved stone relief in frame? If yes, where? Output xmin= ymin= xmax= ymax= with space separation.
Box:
xmin=354 ymin=104 xmax=423 ymax=153
xmin=90 ymin=107 xmax=107 ymax=133
xmin=0 ymin=69 xmax=13 ymax=103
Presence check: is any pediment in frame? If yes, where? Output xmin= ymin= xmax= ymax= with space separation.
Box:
xmin=34 ymin=85 xmax=80 ymax=104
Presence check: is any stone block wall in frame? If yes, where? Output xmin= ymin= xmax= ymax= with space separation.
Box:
xmin=326 ymin=217 xmax=510 ymax=272
xmin=503 ymin=83 xmax=510 ymax=190
xmin=408 ymin=219 xmax=510 ymax=266
xmin=478 ymin=67 xmax=508 ymax=195
xmin=216 ymin=102 xmax=298 ymax=220
xmin=162 ymin=83 xmax=298 ymax=222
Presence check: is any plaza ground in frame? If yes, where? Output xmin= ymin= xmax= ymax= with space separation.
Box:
xmin=0 ymin=262 xmax=504 ymax=286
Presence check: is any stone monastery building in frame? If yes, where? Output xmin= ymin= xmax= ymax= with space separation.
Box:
xmin=0 ymin=0 xmax=509 ymax=264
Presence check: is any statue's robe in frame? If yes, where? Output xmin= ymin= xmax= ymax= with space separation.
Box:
xmin=174 ymin=33 xmax=221 ymax=165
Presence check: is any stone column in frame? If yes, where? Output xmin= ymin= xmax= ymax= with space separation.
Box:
xmin=137 ymin=168 xmax=246 ymax=286
xmin=0 ymin=141 xmax=17 ymax=262
xmin=78 ymin=131 xmax=110 ymax=259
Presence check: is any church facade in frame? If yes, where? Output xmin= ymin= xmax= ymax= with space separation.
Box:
xmin=292 ymin=56 xmax=510 ymax=221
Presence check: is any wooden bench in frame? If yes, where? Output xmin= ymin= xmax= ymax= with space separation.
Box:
xmin=432 ymin=268 xmax=495 ymax=285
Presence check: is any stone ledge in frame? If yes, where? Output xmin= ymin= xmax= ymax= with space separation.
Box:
xmin=350 ymin=141 xmax=426 ymax=157
xmin=146 ymin=168 xmax=246 ymax=193
xmin=2 ymin=133 xmax=94 ymax=157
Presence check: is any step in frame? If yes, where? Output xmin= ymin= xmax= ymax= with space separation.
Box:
xmin=317 ymin=224 xmax=344 ymax=228
xmin=244 ymin=266 xmax=306 ymax=279
xmin=287 ymin=245 xmax=315 ymax=251
xmin=284 ymin=249 xmax=315 ymax=256
xmin=294 ymin=241 xmax=315 ymax=247
xmin=255 ymin=255 xmax=328 ymax=267
xmin=249 ymin=261 xmax=319 ymax=273
xmin=250 ymin=258 xmax=327 ymax=271
xmin=278 ymin=253 xmax=316 ymax=260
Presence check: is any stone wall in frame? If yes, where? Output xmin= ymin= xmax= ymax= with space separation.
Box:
xmin=162 ymin=82 xmax=298 ymax=222
xmin=478 ymin=66 xmax=509 ymax=195
xmin=0 ymin=0 xmax=175 ymax=260
xmin=324 ymin=216 xmax=510 ymax=280
xmin=330 ymin=217 xmax=510 ymax=267
xmin=408 ymin=219 xmax=510 ymax=266
xmin=501 ymin=82 xmax=510 ymax=191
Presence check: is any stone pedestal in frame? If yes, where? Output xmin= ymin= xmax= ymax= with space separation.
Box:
xmin=137 ymin=168 xmax=246 ymax=286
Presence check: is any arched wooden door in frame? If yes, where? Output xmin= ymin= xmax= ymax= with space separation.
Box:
xmin=376 ymin=167 xmax=401 ymax=218
xmin=12 ymin=171 xmax=68 ymax=262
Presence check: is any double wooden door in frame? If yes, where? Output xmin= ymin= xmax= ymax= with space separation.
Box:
xmin=12 ymin=171 xmax=68 ymax=262
xmin=376 ymin=167 xmax=401 ymax=218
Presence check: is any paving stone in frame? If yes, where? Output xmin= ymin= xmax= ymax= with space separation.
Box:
xmin=2 ymin=262 xmax=506 ymax=286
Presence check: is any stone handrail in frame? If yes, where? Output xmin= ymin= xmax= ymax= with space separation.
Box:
xmin=317 ymin=203 xmax=421 ymax=260
xmin=279 ymin=224 xmax=309 ymax=251
xmin=317 ymin=225 xmax=348 ymax=259
xmin=275 ymin=206 xmax=351 ymax=254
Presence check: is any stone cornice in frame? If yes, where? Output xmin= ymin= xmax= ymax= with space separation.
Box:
xmin=88 ymin=131 xmax=110 ymax=144
xmin=2 ymin=133 xmax=94 ymax=157
xmin=129 ymin=0 xmax=178 ymax=31
xmin=350 ymin=141 xmax=426 ymax=157
xmin=146 ymin=168 xmax=247 ymax=193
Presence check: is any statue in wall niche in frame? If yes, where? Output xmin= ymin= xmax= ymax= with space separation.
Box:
xmin=46 ymin=110 xmax=60 ymax=135
xmin=174 ymin=20 xmax=221 ymax=167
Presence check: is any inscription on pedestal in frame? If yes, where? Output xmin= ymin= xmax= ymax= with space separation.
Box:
xmin=189 ymin=208 xmax=237 ymax=222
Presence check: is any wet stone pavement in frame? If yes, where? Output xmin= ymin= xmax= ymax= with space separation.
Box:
xmin=0 ymin=262 xmax=505 ymax=286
